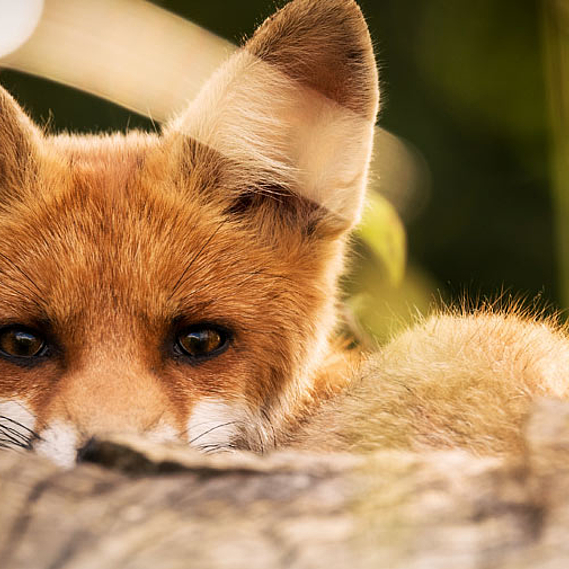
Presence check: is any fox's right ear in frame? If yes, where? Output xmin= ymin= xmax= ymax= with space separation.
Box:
xmin=0 ymin=87 xmax=40 ymax=203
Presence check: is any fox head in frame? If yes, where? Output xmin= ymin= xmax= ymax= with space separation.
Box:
xmin=0 ymin=0 xmax=378 ymax=466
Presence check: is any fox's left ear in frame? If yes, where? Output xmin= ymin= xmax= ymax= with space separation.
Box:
xmin=166 ymin=0 xmax=379 ymax=230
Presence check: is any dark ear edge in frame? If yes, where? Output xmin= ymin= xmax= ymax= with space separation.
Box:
xmin=0 ymin=87 xmax=40 ymax=203
xmin=245 ymin=0 xmax=379 ymax=120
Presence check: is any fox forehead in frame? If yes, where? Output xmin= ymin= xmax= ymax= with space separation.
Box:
xmin=0 ymin=133 xmax=292 ymax=326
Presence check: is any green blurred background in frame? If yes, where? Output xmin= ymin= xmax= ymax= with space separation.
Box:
xmin=1 ymin=0 xmax=565 ymax=342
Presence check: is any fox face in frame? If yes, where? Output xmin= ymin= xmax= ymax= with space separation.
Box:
xmin=0 ymin=0 xmax=379 ymax=466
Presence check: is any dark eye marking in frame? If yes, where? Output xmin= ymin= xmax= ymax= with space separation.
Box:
xmin=175 ymin=324 xmax=231 ymax=362
xmin=0 ymin=326 xmax=48 ymax=362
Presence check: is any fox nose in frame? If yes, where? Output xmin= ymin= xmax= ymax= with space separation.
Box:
xmin=75 ymin=436 xmax=134 ymax=468
xmin=34 ymin=416 xmax=181 ymax=468
xmin=75 ymin=436 xmax=98 ymax=464
xmin=35 ymin=429 xmax=115 ymax=468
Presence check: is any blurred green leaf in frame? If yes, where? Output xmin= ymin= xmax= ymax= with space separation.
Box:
xmin=356 ymin=191 xmax=407 ymax=286
xmin=343 ymin=263 xmax=436 ymax=346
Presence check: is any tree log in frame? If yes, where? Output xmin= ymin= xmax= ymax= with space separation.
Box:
xmin=2 ymin=399 xmax=569 ymax=568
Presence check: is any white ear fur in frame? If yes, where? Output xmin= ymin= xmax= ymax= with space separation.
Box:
xmin=167 ymin=0 xmax=379 ymax=229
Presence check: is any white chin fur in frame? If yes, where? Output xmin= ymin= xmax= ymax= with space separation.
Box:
xmin=33 ymin=421 xmax=79 ymax=468
xmin=187 ymin=399 xmax=247 ymax=452
xmin=2 ymin=398 xmax=248 ymax=462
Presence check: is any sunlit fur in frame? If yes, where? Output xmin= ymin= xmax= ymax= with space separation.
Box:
xmin=291 ymin=303 xmax=569 ymax=456
xmin=0 ymin=0 xmax=567 ymax=465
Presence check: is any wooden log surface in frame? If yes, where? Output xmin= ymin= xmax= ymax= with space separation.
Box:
xmin=1 ymin=399 xmax=569 ymax=569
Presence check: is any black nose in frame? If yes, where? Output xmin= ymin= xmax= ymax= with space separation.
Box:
xmin=75 ymin=437 xmax=99 ymax=464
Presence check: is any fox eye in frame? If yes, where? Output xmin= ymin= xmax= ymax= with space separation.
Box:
xmin=0 ymin=327 xmax=45 ymax=358
xmin=176 ymin=326 xmax=230 ymax=360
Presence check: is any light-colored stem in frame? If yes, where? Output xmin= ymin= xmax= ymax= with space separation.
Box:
xmin=543 ymin=0 xmax=569 ymax=309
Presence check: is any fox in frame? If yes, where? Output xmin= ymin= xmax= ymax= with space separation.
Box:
xmin=0 ymin=0 xmax=568 ymax=468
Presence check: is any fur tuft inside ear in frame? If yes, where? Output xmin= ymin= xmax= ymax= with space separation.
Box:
xmin=166 ymin=0 xmax=379 ymax=229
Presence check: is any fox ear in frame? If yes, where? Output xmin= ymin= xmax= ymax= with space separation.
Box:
xmin=167 ymin=0 xmax=379 ymax=230
xmin=0 ymin=87 xmax=40 ymax=203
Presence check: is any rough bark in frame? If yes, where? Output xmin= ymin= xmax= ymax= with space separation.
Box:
xmin=1 ymin=399 xmax=569 ymax=569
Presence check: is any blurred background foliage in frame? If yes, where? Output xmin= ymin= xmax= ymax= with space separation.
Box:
xmin=0 ymin=0 xmax=564 ymax=344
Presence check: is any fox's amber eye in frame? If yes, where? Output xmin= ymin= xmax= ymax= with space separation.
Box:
xmin=0 ymin=328 xmax=45 ymax=358
xmin=177 ymin=327 xmax=229 ymax=359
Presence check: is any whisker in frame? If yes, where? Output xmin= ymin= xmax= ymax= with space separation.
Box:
xmin=0 ymin=409 xmax=40 ymax=452
xmin=188 ymin=420 xmax=239 ymax=446
xmin=0 ymin=436 xmax=28 ymax=449
xmin=0 ymin=415 xmax=40 ymax=438
xmin=199 ymin=443 xmax=238 ymax=454
xmin=0 ymin=428 xmax=33 ymax=449
xmin=0 ymin=424 xmax=32 ymax=447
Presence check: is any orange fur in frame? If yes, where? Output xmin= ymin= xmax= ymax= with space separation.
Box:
xmin=0 ymin=0 xmax=566 ymax=465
